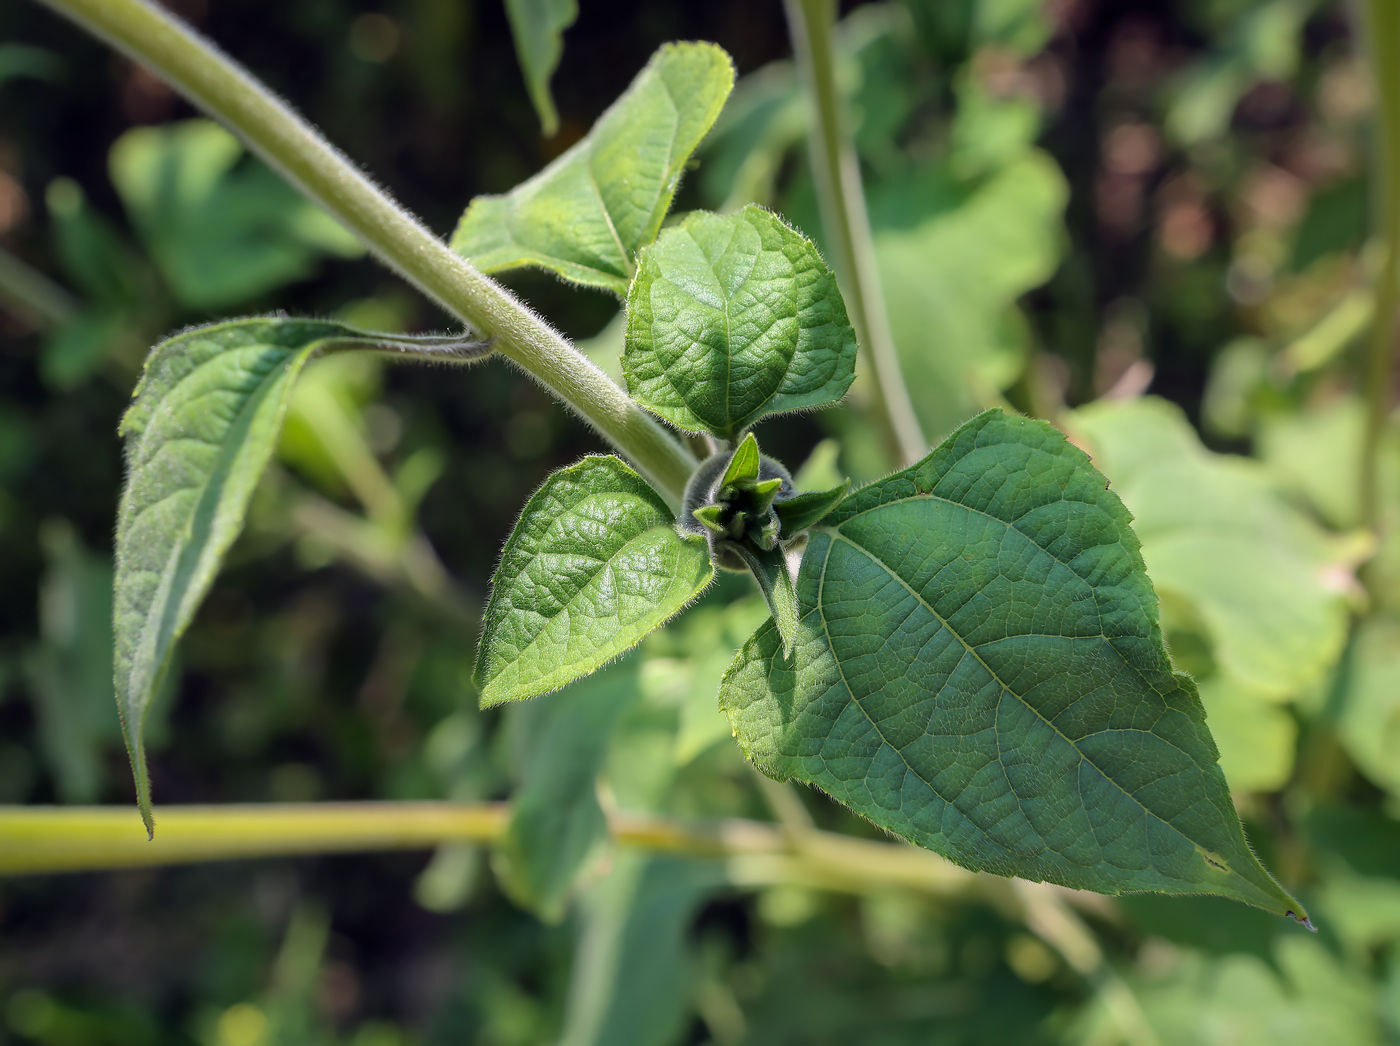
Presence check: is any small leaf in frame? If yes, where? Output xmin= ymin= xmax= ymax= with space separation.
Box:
xmin=773 ymin=479 xmax=850 ymax=536
xmin=474 ymin=455 xmax=714 ymax=706
xmin=452 ymin=42 xmax=734 ymax=294
xmin=719 ymin=432 xmax=761 ymax=489
xmin=623 ymin=206 xmax=858 ymax=439
xmin=719 ymin=409 xmax=1305 ymax=919
xmin=116 ymin=317 xmax=489 ymax=833
xmin=503 ymin=0 xmax=579 ymax=137
xmin=691 ymin=504 xmax=726 ymax=534
xmin=726 ymin=542 xmax=799 ymax=660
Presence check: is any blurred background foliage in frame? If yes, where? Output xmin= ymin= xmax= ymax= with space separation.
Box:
xmin=3 ymin=0 xmax=1400 ymax=1042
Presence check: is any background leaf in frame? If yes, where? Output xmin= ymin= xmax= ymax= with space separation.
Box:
xmin=473 ymin=455 xmax=714 ymax=706
xmin=503 ymin=0 xmax=579 ymax=137
xmin=495 ymin=658 xmax=640 ymax=921
xmin=1070 ymin=397 xmax=1354 ymax=791
xmin=623 ymin=206 xmax=858 ymax=438
xmin=115 ymin=317 xmax=485 ymax=832
xmin=451 ymin=42 xmax=735 ymax=294
xmin=721 ymin=409 xmax=1302 ymax=916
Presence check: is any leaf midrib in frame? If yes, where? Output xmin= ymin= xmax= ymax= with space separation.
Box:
xmin=816 ymin=521 xmax=1224 ymax=877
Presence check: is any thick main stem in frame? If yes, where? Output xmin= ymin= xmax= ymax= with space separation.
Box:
xmin=34 ymin=0 xmax=695 ymax=504
xmin=1361 ymin=0 xmax=1400 ymax=574
xmin=783 ymin=0 xmax=927 ymax=466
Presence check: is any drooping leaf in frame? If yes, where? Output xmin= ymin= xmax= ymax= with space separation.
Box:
xmin=451 ymin=42 xmax=734 ymax=294
xmin=496 ymin=659 xmax=640 ymax=920
xmin=624 ymin=206 xmax=858 ymax=439
xmin=474 ymin=455 xmax=714 ymax=707
xmin=559 ymin=855 xmax=721 ymax=1046
xmin=115 ymin=317 xmax=489 ymax=833
xmin=720 ymin=409 xmax=1305 ymax=918
xmin=503 ymin=0 xmax=579 ymax=137
xmin=109 ymin=120 xmax=363 ymax=309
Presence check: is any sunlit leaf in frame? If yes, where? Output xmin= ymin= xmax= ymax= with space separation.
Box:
xmin=474 ymin=455 xmax=714 ymax=706
xmin=503 ymin=0 xmax=578 ymax=137
xmin=721 ymin=409 xmax=1304 ymax=917
xmin=116 ymin=317 xmax=488 ymax=832
xmin=624 ymin=206 xmax=858 ymax=438
xmin=451 ymin=42 xmax=734 ymax=294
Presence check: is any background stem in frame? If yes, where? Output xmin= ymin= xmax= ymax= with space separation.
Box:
xmin=783 ymin=0 xmax=927 ymax=466
xmin=33 ymin=0 xmax=696 ymax=504
xmin=1361 ymin=0 xmax=1400 ymax=581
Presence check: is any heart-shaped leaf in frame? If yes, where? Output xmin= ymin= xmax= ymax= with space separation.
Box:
xmin=623 ymin=206 xmax=858 ymax=440
xmin=451 ymin=42 xmax=734 ymax=295
xmin=719 ymin=409 xmax=1306 ymax=920
xmin=116 ymin=317 xmax=488 ymax=833
xmin=474 ymin=455 xmax=714 ymax=706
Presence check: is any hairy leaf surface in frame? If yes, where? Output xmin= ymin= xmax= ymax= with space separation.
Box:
xmin=116 ymin=317 xmax=488 ymax=832
xmin=624 ymin=207 xmax=858 ymax=438
xmin=451 ymin=42 xmax=733 ymax=294
xmin=503 ymin=0 xmax=578 ymax=137
xmin=719 ymin=409 xmax=1304 ymax=917
xmin=474 ymin=456 xmax=713 ymax=706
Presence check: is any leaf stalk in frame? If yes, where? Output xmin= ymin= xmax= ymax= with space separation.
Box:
xmin=782 ymin=0 xmax=927 ymax=466
xmin=33 ymin=0 xmax=696 ymax=503
xmin=1361 ymin=0 xmax=1400 ymax=587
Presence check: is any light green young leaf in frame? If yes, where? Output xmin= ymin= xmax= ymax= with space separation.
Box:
xmin=720 ymin=409 xmax=1305 ymax=919
xmin=116 ymin=317 xmax=490 ymax=833
xmin=503 ymin=0 xmax=578 ymax=137
xmin=451 ymin=42 xmax=734 ymax=294
xmin=474 ymin=455 xmax=714 ymax=707
xmin=496 ymin=659 xmax=640 ymax=921
xmin=624 ymin=206 xmax=858 ymax=439
xmin=773 ymin=480 xmax=850 ymax=536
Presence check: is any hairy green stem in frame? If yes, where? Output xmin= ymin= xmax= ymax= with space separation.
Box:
xmin=33 ymin=0 xmax=696 ymax=504
xmin=783 ymin=0 xmax=927 ymax=466
xmin=1361 ymin=0 xmax=1400 ymax=570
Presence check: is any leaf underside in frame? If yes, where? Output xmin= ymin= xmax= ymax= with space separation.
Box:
xmin=474 ymin=455 xmax=714 ymax=707
xmin=719 ymin=409 xmax=1305 ymax=919
xmin=451 ymin=42 xmax=735 ymax=295
xmin=115 ymin=317 xmax=487 ymax=833
xmin=623 ymin=206 xmax=858 ymax=439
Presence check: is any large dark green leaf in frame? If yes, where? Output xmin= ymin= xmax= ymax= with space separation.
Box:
xmin=116 ymin=318 xmax=488 ymax=832
xmin=719 ymin=409 xmax=1305 ymax=918
xmin=451 ymin=42 xmax=734 ymax=294
xmin=474 ymin=455 xmax=714 ymax=706
xmin=623 ymin=206 xmax=858 ymax=439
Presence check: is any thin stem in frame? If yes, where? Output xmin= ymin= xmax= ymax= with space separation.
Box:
xmin=1361 ymin=0 xmax=1400 ymax=577
xmin=0 ymin=243 xmax=80 ymax=328
xmin=34 ymin=0 xmax=696 ymax=504
xmin=783 ymin=0 xmax=927 ymax=466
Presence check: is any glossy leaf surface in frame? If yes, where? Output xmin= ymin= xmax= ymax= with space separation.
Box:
xmin=474 ymin=455 xmax=714 ymax=706
xmin=719 ymin=409 xmax=1303 ymax=917
xmin=116 ymin=317 xmax=487 ymax=832
xmin=503 ymin=0 xmax=578 ymax=136
xmin=451 ymin=42 xmax=734 ymax=294
xmin=624 ymin=206 xmax=858 ymax=438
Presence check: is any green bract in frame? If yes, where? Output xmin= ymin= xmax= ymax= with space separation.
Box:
xmin=623 ymin=206 xmax=859 ymax=439
xmin=718 ymin=409 xmax=1306 ymax=920
xmin=115 ymin=317 xmax=489 ymax=832
xmin=451 ymin=42 xmax=734 ymax=294
xmin=474 ymin=455 xmax=714 ymax=707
